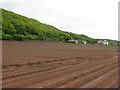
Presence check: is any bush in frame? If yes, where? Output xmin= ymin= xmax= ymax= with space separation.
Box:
xmin=25 ymin=34 xmax=38 ymax=40
xmin=13 ymin=34 xmax=25 ymax=41
xmin=2 ymin=34 xmax=13 ymax=40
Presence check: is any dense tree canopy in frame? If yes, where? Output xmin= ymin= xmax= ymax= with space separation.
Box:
xmin=1 ymin=9 xmax=118 ymax=45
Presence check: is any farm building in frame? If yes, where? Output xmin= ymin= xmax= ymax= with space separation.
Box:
xmin=67 ymin=40 xmax=78 ymax=44
xmin=67 ymin=40 xmax=87 ymax=44
xmin=97 ymin=40 xmax=109 ymax=45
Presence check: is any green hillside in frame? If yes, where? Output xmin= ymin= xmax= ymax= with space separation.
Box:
xmin=0 ymin=9 xmax=118 ymax=45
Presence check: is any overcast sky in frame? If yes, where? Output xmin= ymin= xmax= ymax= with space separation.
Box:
xmin=0 ymin=0 xmax=119 ymax=40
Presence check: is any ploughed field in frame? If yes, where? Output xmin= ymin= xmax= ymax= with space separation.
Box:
xmin=2 ymin=41 xmax=118 ymax=88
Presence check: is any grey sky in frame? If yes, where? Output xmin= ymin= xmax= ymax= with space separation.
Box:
xmin=0 ymin=0 xmax=118 ymax=40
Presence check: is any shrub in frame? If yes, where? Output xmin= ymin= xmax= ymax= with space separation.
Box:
xmin=25 ymin=34 xmax=38 ymax=40
xmin=2 ymin=34 xmax=13 ymax=40
xmin=13 ymin=34 xmax=25 ymax=41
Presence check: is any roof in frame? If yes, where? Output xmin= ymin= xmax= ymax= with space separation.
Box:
xmin=68 ymin=40 xmax=78 ymax=42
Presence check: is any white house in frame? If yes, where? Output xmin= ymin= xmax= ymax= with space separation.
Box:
xmin=97 ymin=40 xmax=109 ymax=45
xmin=82 ymin=41 xmax=87 ymax=44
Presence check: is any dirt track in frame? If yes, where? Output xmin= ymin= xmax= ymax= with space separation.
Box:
xmin=2 ymin=41 xmax=118 ymax=88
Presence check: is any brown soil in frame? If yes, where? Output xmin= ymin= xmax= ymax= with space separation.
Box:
xmin=2 ymin=41 xmax=118 ymax=88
